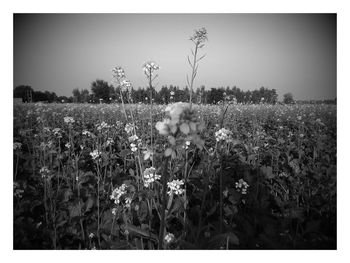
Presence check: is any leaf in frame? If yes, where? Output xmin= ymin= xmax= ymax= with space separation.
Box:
xmin=84 ymin=197 xmax=94 ymax=213
xmin=62 ymin=188 xmax=73 ymax=202
xmin=168 ymin=136 xmax=176 ymax=145
xmin=68 ymin=202 xmax=81 ymax=218
xmin=164 ymin=148 xmax=173 ymax=157
xmin=179 ymin=123 xmax=190 ymax=135
xmin=261 ymin=166 xmax=275 ymax=179
xmin=119 ymin=149 xmax=130 ymax=158
xmin=125 ymin=224 xmax=158 ymax=241
xmin=206 ymin=202 xmax=218 ymax=217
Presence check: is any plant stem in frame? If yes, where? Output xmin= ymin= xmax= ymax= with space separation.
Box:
xmin=189 ymin=44 xmax=199 ymax=108
xmin=158 ymin=157 xmax=170 ymax=249
xmin=149 ymin=68 xmax=154 ymax=168
xmin=219 ymin=157 xmax=223 ymax=233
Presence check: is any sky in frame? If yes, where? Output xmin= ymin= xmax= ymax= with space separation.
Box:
xmin=13 ymin=13 xmax=336 ymax=100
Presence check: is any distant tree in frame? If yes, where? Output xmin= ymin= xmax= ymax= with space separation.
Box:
xmin=91 ymin=79 xmax=113 ymax=102
xmin=33 ymin=91 xmax=48 ymax=102
xmin=208 ymin=87 xmax=224 ymax=104
xmin=14 ymin=85 xmax=33 ymax=102
xmin=57 ymin=96 xmax=69 ymax=103
xmin=157 ymin=85 xmax=170 ymax=104
xmin=81 ymin=89 xmax=90 ymax=103
xmin=72 ymin=88 xmax=81 ymax=103
xmin=283 ymin=92 xmax=295 ymax=104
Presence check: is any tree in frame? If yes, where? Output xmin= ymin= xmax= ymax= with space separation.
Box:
xmin=283 ymin=93 xmax=295 ymax=104
xmin=81 ymin=89 xmax=90 ymax=103
xmin=91 ymin=79 xmax=113 ymax=102
xmin=72 ymin=88 xmax=81 ymax=103
xmin=14 ymin=85 xmax=33 ymax=102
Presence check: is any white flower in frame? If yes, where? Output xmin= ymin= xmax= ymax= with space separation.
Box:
xmin=215 ymin=128 xmax=233 ymax=142
xmin=125 ymin=197 xmax=132 ymax=208
xmin=13 ymin=142 xmax=22 ymax=151
xmin=112 ymin=66 xmax=126 ymax=79
xmin=167 ymin=179 xmax=185 ymax=196
xmin=52 ymin=128 xmax=62 ymax=138
xmin=142 ymin=61 xmax=160 ymax=76
xmin=130 ymin=143 xmax=137 ymax=152
xmin=155 ymin=119 xmax=170 ymax=135
xmin=64 ymin=116 xmax=75 ymax=124
xmin=164 ymin=233 xmax=175 ymax=244
xmin=65 ymin=142 xmax=71 ymax=149
xmin=190 ymin=27 xmax=208 ymax=45
xmin=128 ymin=135 xmax=139 ymax=142
xmin=106 ymin=138 xmax=114 ymax=146
xmin=39 ymin=166 xmax=50 ymax=178
xmin=90 ymin=150 xmax=101 ymax=160
xmin=143 ymin=167 xmax=161 ymax=188
xmin=110 ymin=184 xmax=127 ymax=204
xmin=235 ymin=179 xmax=249 ymax=195
xmin=165 ymin=102 xmax=188 ymax=123
xmin=97 ymin=121 xmax=110 ymax=131
xmin=125 ymin=123 xmax=135 ymax=134
xmin=121 ymin=79 xmax=132 ymax=89
xmin=112 ymin=208 xmax=117 ymax=216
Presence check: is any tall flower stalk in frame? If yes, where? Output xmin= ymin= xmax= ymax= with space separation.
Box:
xmin=143 ymin=61 xmax=159 ymax=167
xmin=112 ymin=67 xmax=128 ymax=122
xmin=187 ymin=27 xmax=208 ymax=107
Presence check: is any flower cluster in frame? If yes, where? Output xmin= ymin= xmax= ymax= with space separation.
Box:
xmin=143 ymin=167 xmax=161 ymax=188
xmin=142 ymin=61 xmax=160 ymax=77
xmin=111 ymin=66 xmax=126 ymax=79
xmin=105 ymin=138 xmax=114 ymax=147
xmin=14 ymin=182 xmax=24 ymax=199
xmin=97 ymin=121 xmax=111 ymax=131
xmin=39 ymin=166 xmax=51 ymax=178
xmin=125 ymin=123 xmax=135 ymax=134
xmin=167 ymin=179 xmax=185 ymax=196
xmin=52 ymin=128 xmax=63 ymax=138
xmin=125 ymin=197 xmax=132 ymax=208
xmin=215 ymin=128 xmax=233 ymax=142
xmin=130 ymin=143 xmax=137 ymax=152
xmin=156 ymin=102 xmax=204 ymax=136
xmin=120 ymin=79 xmax=132 ymax=90
xmin=128 ymin=134 xmax=139 ymax=142
xmin=164 ymin=233 xmax=175 ymax=244
xmin=279 ymin=172 xmax=289 ymax=178
xmin=190 ymin=27 xmax=208 ymax=46
xmin=90 ymin=150 xmax=101 ymax=160
xmin=128 ymin=134 xmax=141 ymax=152
xmin=13 ymin=142 xmax=22 ymax=151
xmin=82 ymin=130 xmax=95 ymax=138
xmin=235 ymin=179 xmax=249 ymax=195
xmin=110 ymin=184 xmax=127 ymax=205
xmin=63 ymin=116 xmax=75 ymax=125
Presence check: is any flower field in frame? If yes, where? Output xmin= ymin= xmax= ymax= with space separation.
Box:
xmin=13 ymin=102 xmax=336 ymax=249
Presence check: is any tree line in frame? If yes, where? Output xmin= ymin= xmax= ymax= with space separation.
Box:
xmin=13 ymin=80 xmax=335 ymax=105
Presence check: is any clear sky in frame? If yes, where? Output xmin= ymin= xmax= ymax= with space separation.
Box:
xmin=13 ymin=13 xmax=336 ymax=100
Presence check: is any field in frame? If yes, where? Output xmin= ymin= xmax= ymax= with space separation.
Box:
xmin=13 ymin=102 xmax=336 ymax=249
